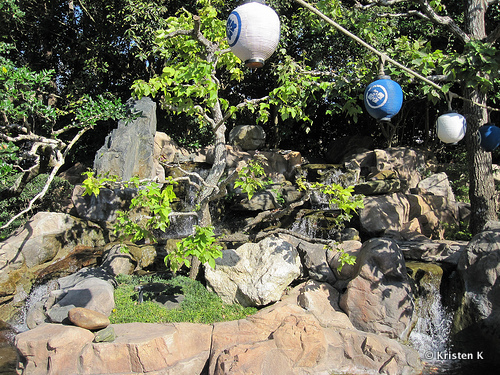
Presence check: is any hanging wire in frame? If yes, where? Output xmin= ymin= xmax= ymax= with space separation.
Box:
xmin=292 ymin=0 xmax=500 ymax=113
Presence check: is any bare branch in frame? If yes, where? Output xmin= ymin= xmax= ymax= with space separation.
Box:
xmin=416 ymin=0 xmax=470 ymax=43
xmin=214 ymin=96 xmax=270 ymax=132
xmin=486 ymin=23 xmax=500 ymax=44
xmin=1 ymin=127 xmax=90 ymax=230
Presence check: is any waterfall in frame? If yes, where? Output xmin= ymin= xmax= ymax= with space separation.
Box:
xmin=409 ymin=281 xmax=453 ymax=354
xmin=11 ymin=283 xmax=49 ymax=334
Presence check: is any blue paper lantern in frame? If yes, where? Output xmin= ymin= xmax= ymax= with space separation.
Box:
xmin=364 ymin=76 xmax=403 ymax=121
xmin=226 ymin=0 xmax=280 ymax=68
xmin=478 ymin=124 xmax=500 ymax=151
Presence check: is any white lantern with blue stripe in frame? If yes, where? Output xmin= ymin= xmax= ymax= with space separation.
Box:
xmin=226 ymin=0 xmax=280 ymax=68
xmin=478 ymin=124 xmax=500 ymax=151
xmin=364 ymin=75 xmax=403 ymax=121
xmin=436 ymin=112 xmax=466 ymax=144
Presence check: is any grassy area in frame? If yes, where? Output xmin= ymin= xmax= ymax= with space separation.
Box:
xmin=110 ymin=274 xmax=257 ymax=325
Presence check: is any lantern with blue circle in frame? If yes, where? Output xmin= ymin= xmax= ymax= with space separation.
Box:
xmin=478 ymin=123 xmax=500 ymax=151
xmin=226 ymin=0 xmax=280 ymax=69
xmin=364 ymin=75 xmax=403 ymax=121
xmin=436 ymin=112 xmax=467 ymax=144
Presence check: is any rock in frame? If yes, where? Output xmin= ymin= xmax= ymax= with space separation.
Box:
xmin=15 ymin=323 xmax=95 ymax=375
xmin=94 ymin=97 xmax=158 ymax=181
xmin=16 ymin=322 xmax=213 ymax=375
xmin=0 ymin=212 xmax=105 ymax=272
xmin=47 ymin=268 xmax=116 ymax=318
xmin=101 ymin=243 xmax=136 ymax=276
xmin=325 ymin=240 xmax=362 ymax=280
xmin=343 ymin=147 xmax=427 ymax=190
xmin=154 ymin=131 xmax=190 ymax=166
xmin=297 ymin=280 xmax=354 ymax=329
xmin=47 ymin=304 xmax=75 ymax=324
xmin=229 ymin=125 xmax=266 ymax=150
xmin=296 ymin=241 xmax=336 ymax=284
xmin=340 ymin=238 xmax=414 ymax=340
xmin=68 ymin=307 xmax=110 ymax=330
xmin=417 ymin=172 xmax=455 ymax=202
xmin=396 ymin=238 xmax=467 ymax=265
xmin=72 ymin=184 xmax=138 ymax=223
xmin=209 ymin=283 xmax=422 ymax=375
xmin=93 ymin=325 xmax=116 ymax=343
xmin=359 ymin=193 xmax=410 ymax=236
xmin=205 ymin=236 xmax=302 ymax=307
xmin=453 ymin=223 xmax=500 ymax=360
xmin=354 ymin=178 xmax=406 ymax=195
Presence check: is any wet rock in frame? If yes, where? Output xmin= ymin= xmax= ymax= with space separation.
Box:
xmin=68 ymin=307 xmax=110 ymax=330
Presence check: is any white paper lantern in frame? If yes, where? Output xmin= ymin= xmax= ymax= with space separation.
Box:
xmin=226 ymin=0 xmax=280 ymax=68
xmin=436 ymin=112 xmax=466 ymax=144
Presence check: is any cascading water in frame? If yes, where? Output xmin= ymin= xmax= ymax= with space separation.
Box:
xmin=409 ymin=281 xmax=453 ymax=359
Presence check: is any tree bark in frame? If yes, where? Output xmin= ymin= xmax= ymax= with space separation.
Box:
xmin=464 ymin=0 xmax=497 ymax=234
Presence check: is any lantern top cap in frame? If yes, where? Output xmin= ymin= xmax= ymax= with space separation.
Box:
xmin=243 ymin=0 xmax=266 ymax=4
xmin=376 ymin=74 xmax=392 ymax=80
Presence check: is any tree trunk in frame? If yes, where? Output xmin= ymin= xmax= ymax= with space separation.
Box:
xmin=189 ymin=100 xmax=227 ymax=279
xmin=464 ymin=0 xmax=497 ymax=234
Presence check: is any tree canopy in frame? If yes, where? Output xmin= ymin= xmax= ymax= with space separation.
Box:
xmin=1 ymin=0 xmax=500 ymax=237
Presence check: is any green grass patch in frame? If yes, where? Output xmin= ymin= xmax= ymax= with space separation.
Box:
xmin=110 ymin=274 xmax=257 ymax=324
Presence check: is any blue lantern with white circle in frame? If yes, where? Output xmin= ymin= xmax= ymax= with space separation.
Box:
xmin=226 ymin=0 xmax=280 ymax=68
xmin=364 ymin=75 xmax=403 ymax=121
xmin=478 ymin=123 xmax=500 ymax=151
xmin=436 ymin=112 xmax=466 ymax=144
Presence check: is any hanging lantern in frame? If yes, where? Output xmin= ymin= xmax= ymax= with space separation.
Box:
xmin=364 ymin=75 xmax=403 ymax=121
xmin=478 ymin=123 xmax=500 ymax=151
xmin=436 ymin=112 xmax=466 ymax=144
xmin=226 ymin=0 xmax=280 ymax=68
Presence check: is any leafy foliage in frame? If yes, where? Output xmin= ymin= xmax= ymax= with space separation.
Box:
xmin=165 ymin=226 xmax=223 ymax=273
xmin=234 ymin=157 xmax=272 ymax=201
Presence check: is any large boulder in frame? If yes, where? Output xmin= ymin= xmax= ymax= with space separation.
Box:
xmin=93 ymin=97 xmax=158 ymax=181
xmin=359 ymin=193 xmax=410 ymax=236
xmin=210 ymin=282 xmax=422 ymax=375
xmin=453 ymin=222 xmax=500 ymax=360
xmin=229 ymin=125 xmax=266 ymax=150
xmin=417 ymin=172 xmax=456 ymax=202
xmin=204 ymin=236 xmax=302 ymax=307
xmin=15 ymin=322 xmax=213 ymax=375
xmin=340 ymin=238 xmax=414 ymax=340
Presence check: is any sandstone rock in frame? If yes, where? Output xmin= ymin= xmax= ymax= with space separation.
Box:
xmin=354 ymin=178 xmax=406 ymax=195
xmin=340 ymin=238 xmax=414 ymax=340
xmin=15 ymin=323 xmax=95 ymax=375
xmin=453 ymin=223 xmax=500 ymax=360
xmin=94 ymin=97 xmax=158 ymax=181
xmin=205 ymin=236 xmax=302 ymax=306
xmin=417 ymin=172 xmax=455 ymax=202
xmin=16 ymin=322 xmax=212 ymax=375
xmin=359 ymin=193 xmax=410 ymax=236
xmin=154 ymin=131 xmax=190 ymax=165
xmin=101 ymin=243 xmax=136 ymax=276
xmin=229 ymin=125 xmax=266 ymax=150
xmin=210 ymin=283 xmax=422 ymax=375
xmin=68 ymin=307 xmax=110 ymax=330
xmin=325 ymin=240 xmax=362 ymax=280
xmin=0 ymin=212 xmax=105 ymax=273
xmin=297 ymin=280 xmax=354 ymax=329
